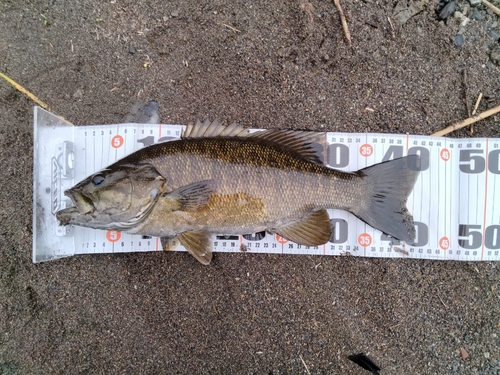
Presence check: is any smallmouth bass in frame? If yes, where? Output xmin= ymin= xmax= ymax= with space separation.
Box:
xmin=56 ymin=120 xmax=420 ymax=265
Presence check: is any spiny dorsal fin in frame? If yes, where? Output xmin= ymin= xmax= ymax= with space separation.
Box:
xmin=273 ymin=209 xmax=332 ymax=246
xmin=250 ymin=129 xmax=324 ymax=165
xmin=182 ymin=119 xmax=249 ymax=139
xmin=178 ymin=231 xmax=213 ymax=265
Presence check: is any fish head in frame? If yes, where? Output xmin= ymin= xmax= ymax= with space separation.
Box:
xmin=56 ymin=163 xmax=166 ymax=230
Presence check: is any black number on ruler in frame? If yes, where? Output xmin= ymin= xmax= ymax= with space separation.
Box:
xmin=327 ymin=144 xmax=349 ymax=168
xmin=489 ymin=149 xmax=500 ymax=174
xmin=459 ymin=149 xmax=500 ymax=174
xmin=408 ymin=147 xmax=429 ymax=171
xmin=329 ymin=218 xmax=348 ymax=243
xmin=382 ymin=146 xmax=429 ymax=171
xmin=382 ymin=145 xmax=403 ymax=161
xmin=458 ymin=224 xmax=487 ymax=249
xmin=216 ymin=235 xmax=239 ymax=240
xmin=137 ymin=136 xmax=155 ymax=147
xmin=485 ymin=225 xmax=500 ymax=249
xmin=158 ymin=136 xmax=177 ymax=143
xmin=459 ymin=150 xmax=485 ymax=174
xmin=137 ymin=135 xmax=183 ymax=147
xmin=380 ymin=221 xmax=428 ymax=246
xmin=242 ymin=231 xmax=266 ymax=241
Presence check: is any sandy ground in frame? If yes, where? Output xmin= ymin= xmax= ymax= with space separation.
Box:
xmin=1 ymin=0 xmax=499 ymax=374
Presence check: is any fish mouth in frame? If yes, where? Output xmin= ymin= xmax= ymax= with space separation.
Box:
xmin=65 ymin=189 xmax=96 ymax=214
xmin=56 ymin=189 xmax=96 ymax=226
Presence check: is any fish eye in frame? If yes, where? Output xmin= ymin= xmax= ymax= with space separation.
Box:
xmin=91 ymin=174 xmax=105 ymax=186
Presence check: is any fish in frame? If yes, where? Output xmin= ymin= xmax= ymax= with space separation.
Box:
xmin=56 ymin=120 xmax=421 ymax=265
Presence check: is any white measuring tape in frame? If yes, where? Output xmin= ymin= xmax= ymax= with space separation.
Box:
xmin=32 ymin=107 xmax=500 ymax=262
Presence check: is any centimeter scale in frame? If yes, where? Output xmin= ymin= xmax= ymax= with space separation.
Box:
xmin=33 ymin=107 xmax=500 ymax=263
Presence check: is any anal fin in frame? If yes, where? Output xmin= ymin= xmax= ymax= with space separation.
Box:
xmin=274 ymin=209 xmax=331 ymax=246
xmin=178 ymin=231 xmax=213 ymax=265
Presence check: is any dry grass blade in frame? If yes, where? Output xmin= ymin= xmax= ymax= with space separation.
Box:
xmin=482 ymin=0 xmax=500 ymax=16
xmin=0 ymin=72 xmax=49 ymax=109
xmin=333 ymin=0 xmax=351 ymax=44
xmin=431 ymin=104 xmax=500 ymax=136
xmin=299 ymin=354 xmax=311 ymax=375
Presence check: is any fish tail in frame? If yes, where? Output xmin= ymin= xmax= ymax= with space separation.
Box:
xmin=350 ymin=155 xmax=420 ymax=242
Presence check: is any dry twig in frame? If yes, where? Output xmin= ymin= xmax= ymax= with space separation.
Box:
xmin=431 ymin=104 xmax=500 ymax=136
xmin=220 ymin=23 xmax=241 ymax=33
xmin=0 ymin=72 xmax=49 ymax=109
xmin=482 ymin=0 xmax=500 ymax=16
xmin=300 ymin=2 xmax=315 ymax=23
xmin=472 ymin=93 xmax=483 ymax=116
xmin=387 ymin=17 xmax=395 ymax=38
xmin=332 ymin=0 xmax=351 ymax=44
xmin=299 ymin=355 xmax=311 ymax=375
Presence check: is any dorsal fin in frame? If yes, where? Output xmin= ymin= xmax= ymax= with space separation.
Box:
xmin=182 ymin=119 xmax=249 ymax=139
xmin=250 ymin=129 xmax=324 ymax=165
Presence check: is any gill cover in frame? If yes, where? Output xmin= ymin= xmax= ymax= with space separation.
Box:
xmin=56 ymin=163 xmax=165 ymax=230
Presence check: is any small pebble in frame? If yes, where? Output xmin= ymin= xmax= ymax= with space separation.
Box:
xmin=437 ymin=1 xmax=456 ymax=20
xmin=453 ymin=34 xmax=465 ymax=46
xmin=462 ymin=3 xmax=470 ymax=16
xmin=490 ymin=45 xmax=500 ymax=65
xmin=435 ymin=0 xmax=449 ymax=13
xmin=484 ymin=352 xmax=490 ymax=359
xmin=171 ymin=10 xmax=179 ymax=17
xmin=129 ymin=46 xmax=136 ymax=54
xmin=460 ymin=347 xmax=469 ymax=360
xmin=488 ymin=29 xmax=500 ymax=40
xmin=470 ymin=9 xmax=485 ymax=20
xmin=469 ymin=0 xmax=482 ymax=7
xmin=73 ymin=88 xmax=84 ymax=99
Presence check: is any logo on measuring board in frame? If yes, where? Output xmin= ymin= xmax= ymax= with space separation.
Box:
xmin=50 ymin=157 xmax=61 ymax=215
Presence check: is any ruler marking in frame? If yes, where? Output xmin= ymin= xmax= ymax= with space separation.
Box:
xmin=481 ymin=139 xmax=489 ymax=260
xmin=44 ymin=125 xmax=500 ymax=261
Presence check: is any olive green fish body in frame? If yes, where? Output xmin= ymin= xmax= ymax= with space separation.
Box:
xmin=56 ymin=121 xmax=420 ymax=265
xmin=125 ymin=137 xmax=359 ymax=237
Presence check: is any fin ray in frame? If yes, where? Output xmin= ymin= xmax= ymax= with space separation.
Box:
xmin=274 ymin=209 xmax=331 ymax=246
xmin=182 ymin=119 xmax=249 ymax=139
xmin=163 ymin=180 xmax=215 ymax=211
xmin=351 ymin=155 xmax=420 ymax=242
xmin=250 ymin=130 xmax=324 ymax=165
xmin=178 ymin=231 xmax=213 ymax=265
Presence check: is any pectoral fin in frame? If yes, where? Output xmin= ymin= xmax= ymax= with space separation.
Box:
xmin=163 ymin=180 xmax=215 ymax=211
xmin=274 ymin=209 xmax=331 ymax=246
xmin=160 ymin=236 xmax=180 ymax=251
xmin=178 ymin=231 xmax=213 ymax=265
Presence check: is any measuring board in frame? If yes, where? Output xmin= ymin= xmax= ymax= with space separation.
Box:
xmin=32 ymin=107 xmax=500 ymax=263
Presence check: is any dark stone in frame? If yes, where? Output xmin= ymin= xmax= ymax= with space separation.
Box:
xmin=453 ymin=34 xmax=464 ymax=46
xmin=435 ymin=0 xmax=450 ymax=13
xmin=470 ymin=9 xmax=485 ymax=20
xmin=129 ymin=46 xmax=136 ymax=54
xmin=488 ymin=29 xmax=500 ymax=40
xmin=437 ymin=1 xmax=456 ymax=20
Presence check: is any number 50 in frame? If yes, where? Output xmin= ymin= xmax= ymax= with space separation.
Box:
xmin=458 ymin=224 xmax=500 ymax=249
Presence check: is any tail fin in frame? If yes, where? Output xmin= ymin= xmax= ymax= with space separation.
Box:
xmin=351 ymin=155 xmax=420 ymax=242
